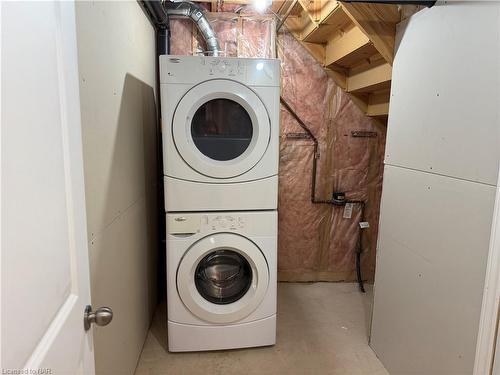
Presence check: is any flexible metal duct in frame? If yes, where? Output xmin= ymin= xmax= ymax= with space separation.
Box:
xmin=164 ymin=1 xmax=220 ymax=56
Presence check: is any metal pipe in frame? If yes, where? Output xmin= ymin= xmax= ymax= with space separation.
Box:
xmin=140 ymin=0 xmax=169 ymax=27
xmin=164 ymin=1 xmax=220 ymax=56
xmin=139 ymin=0 xmax=170 ymax=54
xmin=279 ymin=97 xmax=322 ymax=203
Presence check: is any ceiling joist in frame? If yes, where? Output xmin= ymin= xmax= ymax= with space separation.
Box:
xmin=193 ymin=0 xmax=424 ymax=122
xmin=277 ymin=0 xmax=410 ymax=122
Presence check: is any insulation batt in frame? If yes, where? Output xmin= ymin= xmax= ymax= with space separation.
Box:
xmin=169 ymin=12 xmax=385 ymax=282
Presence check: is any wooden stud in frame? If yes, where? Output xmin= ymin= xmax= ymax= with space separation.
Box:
xmin=325 ymin=68 xmax=347 ymax=90
xmin=367 ymin=90 xmax=390 ymax=117
xmin=301 ymin=41 xmax=326 ymax=64
xmin=324 ymin=26 xmax=370 ymax=67
xmin=340 ymin=3 xmax=399 ymax=65
xmin=348 ymin=93 xmax=369 ymax=114
xmin=347 ymin=61 xmax=392 ymax=93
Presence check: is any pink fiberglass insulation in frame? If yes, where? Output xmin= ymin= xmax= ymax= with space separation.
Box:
xmin=169 ymin=12 xmax=385 ymax=282
xmin=169 ymin=18 xmax=193 ymax=55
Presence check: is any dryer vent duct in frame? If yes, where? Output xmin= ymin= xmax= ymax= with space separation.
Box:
xmin=164 ymin=1 xmax=220 ymax=56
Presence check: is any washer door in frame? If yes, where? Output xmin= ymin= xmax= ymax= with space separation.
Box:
xmin=177 ymin=233 xmax=269 ymax=324
xmin=172 ymin=80 xmax=271 ymax=179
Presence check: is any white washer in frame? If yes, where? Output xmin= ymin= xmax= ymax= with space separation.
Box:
xmin=166 ymin=211 xmax=277 ymax=352
xmin=160 ymin=55 xmax=280 ymax=212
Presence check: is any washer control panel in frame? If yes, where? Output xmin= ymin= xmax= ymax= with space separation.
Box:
xmin=203 ymin=215 xmax=245 ymax=231
xmin=167 ymin=212 xmax=276 ymax=238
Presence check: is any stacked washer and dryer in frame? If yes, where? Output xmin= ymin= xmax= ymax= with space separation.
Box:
xmin=160 ymin=55 xmax=280 ymax=352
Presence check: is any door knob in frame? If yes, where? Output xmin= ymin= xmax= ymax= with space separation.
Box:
xmin=84 ymin=305 xmax=113 ymax=331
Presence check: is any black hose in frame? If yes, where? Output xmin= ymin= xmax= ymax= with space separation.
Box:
xmin=350 ymin=200 xmax=366 ymax=293
xmin=356 ymin=251 xmax=365 ymax=293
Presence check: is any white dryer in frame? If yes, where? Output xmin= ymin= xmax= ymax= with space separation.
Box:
xmin=160 ymin=55 xmax=280 ymax=212
xmin=166 ymin=210 xmax=277 ymax=352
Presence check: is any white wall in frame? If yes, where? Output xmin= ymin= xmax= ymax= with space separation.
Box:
xmin=371 ymin=2 xmax=500 ymax=374
xmin=75 ymin=2 xmax=159 ymax=374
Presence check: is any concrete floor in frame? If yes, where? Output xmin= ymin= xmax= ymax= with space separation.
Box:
xmin=134 ymin=283 xmax=388 ymax=375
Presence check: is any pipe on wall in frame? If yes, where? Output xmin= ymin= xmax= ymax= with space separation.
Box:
xmin=281 ymin=96 xmax=368 ymax=292
xmin=140 ymin=0 xmax=221 ymax=56
xmin=139 ymin=0 xmax=170 ymax=54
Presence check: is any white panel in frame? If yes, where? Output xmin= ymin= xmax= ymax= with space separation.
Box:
xmin=164 ymin=176 xmax=278 ymax=211
xmin=167 ymin=215 xmax=201 ymax=234
xmin=168 ymin=316 xmax=276 ymax=352
xmin=385 ymin=2 xmax=500 ymax=185
xmin=76 ymin=1 xmax=157 ymax=238
xmin=475 ymin=182 xmax=500 ymax=373
xmin=2 ymin=2 xmax=94 ymax=373
xmin=89 ymin=198 xmax=156 ymax=375
xmin=2 ymin=2 xmax=72 ymax=367
xmin=494 ymin=329 xmax=500 ymax=375
xmin=75 ymin=2 xmax=157 ymax=375
xmin=371 ymin=165 xmax=495 ymax=374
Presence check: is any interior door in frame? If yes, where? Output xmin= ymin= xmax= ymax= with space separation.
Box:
xmin=2 ymin=2 xmax=95 ymax=374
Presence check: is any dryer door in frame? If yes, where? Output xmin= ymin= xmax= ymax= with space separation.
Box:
xmin=177 ymin=233 xmax=269 ymax=324
xmin=172 ymin=79 xmax=271 ymax=179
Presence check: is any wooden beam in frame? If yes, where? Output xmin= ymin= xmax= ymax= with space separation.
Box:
xmin=325 ymin=68 xmax=347 ymax=90
xmin=295 ymin=2 xmax=351 ymax=44
xmin=347 ymin=61 xmax=391 ymax=93
xmin=300 ymin=41 xmax=326 ymax=64
xmin=367 ymin=90 xmax=390 ymax=117
xmin=272 ymin=0 xmax=289 ymax=13
xmin=325 ymin=26 xmax=370 ymax=67
xmin=300 ymin=15 xmax=319 ymax=41
xmin=348 ymin=93 xmax=369 ymax=113
xmin=340 ymin=3 xmax=399 ymax=65
xmin=298 ymin=0 xmax=317 ymax=24
xmin=284 ymin=15 xmax=304 ymax=36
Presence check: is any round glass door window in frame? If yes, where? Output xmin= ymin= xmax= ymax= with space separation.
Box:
xmin=195 ymin=249 xmax=252 ymax=305
xmin=191 ymin=99 xmax=253 ymax=161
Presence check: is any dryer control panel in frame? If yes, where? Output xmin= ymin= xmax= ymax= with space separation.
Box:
xmin=160 ymin=55 xmax=280 ymax=87
xmin=204 ymin=58 xmax=246 ymax=77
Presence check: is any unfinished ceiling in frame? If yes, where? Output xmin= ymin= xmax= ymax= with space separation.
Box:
xmin=273 ymin=0 xmax=404 ymax=122
xmin=195 ymin=0 xmax=423 ymax=123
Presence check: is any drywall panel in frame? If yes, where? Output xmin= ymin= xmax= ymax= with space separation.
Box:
xmin=371 ymin=165 xmax=495 ymax=374
xmin=75 ymin=2 xmax=158 ymax=375
xmin=89 ymin=198 xmax=157 ymax=375
xmin=494 ymin=327 xmax=500 ymax=374
xmin=76 ymin=2 xmax=157 ymax=237
xmin=385 ymin=2 xmax=500 ymax=186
